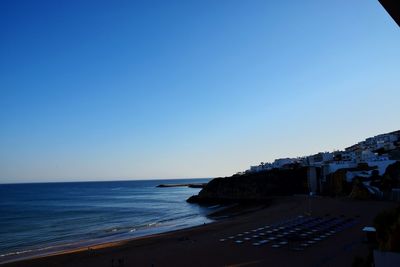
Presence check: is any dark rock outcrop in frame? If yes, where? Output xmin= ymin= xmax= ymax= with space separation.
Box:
xmin=156 ymin=183 xmax=206 ymax=188
xmin=187 ymin=167 xmax=308 ymax=204
xmin=349 ymin=178 xmax=373 ymax=200
xmin=370 ymin=161 xmax=400 ymax=192
xmin=323 ymin=169 xmax=352 ymax=196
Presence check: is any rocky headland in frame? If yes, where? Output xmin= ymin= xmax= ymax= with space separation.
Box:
xmin=187 ymin=165 xmax=309 ymax=204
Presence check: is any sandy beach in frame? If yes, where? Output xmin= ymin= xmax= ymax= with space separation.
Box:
xmin=2 ymin=196 xmax=397 ymax=267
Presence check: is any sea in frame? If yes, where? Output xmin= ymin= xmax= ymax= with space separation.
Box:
xmin=0 ymin=178 xmax=214 ymax=263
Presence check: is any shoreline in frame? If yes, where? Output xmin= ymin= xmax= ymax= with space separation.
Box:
xmin=0 ymin=215 xmax=215 ymax=265
xmin=0 ymin=222 xmax=211 ymax=265
xmin=1 ymin=203 xmax=263 ymax=265
xmin=2 ymin=196 xmax=397 ymax=267
xmin=0 ymin=178 xmax=213 ymax=265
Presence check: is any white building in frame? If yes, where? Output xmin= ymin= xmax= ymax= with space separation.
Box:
xmin=364 ymin=133 xmax=398 ymax=151
xmin=249 ymin=162 xmax=272 ymax=173
xmin=272 ymin=158 xmax=295 ymax=168
xmin=360 ymin=150 xmax=377 ymax=162
xmin=306 ymin=152 xmax=334 ymax=166
xmin=333 ymin=150 xmax=356 ymax=162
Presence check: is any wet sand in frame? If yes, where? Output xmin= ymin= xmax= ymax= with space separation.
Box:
xmin=2 ymin=196 xmax=397 ymax=267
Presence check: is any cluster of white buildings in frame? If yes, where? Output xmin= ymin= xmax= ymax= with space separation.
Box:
xmin=246 ymin=130 xmax=400 ymax=178
xmin=248 ymin=158 xmax=297 ymax=173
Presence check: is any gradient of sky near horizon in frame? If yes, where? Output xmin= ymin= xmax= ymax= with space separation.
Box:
xmin=0 ymin=0 xmax=399 ymax=183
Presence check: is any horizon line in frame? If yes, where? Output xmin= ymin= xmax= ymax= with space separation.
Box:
xmin=0 ymin=177 xmax=212 ymax=186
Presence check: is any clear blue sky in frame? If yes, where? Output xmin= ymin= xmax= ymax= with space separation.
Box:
xmin=0 ymin=0 xmax=399 ymax=183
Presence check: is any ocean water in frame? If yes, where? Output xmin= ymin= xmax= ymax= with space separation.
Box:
xmin=0 ymin=179 xmax=213 ymax=263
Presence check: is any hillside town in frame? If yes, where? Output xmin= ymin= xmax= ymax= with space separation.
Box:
xmin=243 ymin=130 xmax=400 ymax=198
xmin=246 ymin=130 xmax=400 ymax=174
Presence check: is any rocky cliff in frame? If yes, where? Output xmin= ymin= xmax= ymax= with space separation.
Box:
xmin=187 ymin=167 xmax=308 ymax=204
